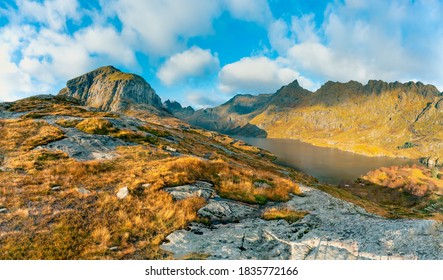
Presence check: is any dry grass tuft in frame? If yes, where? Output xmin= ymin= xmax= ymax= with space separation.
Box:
xmin=55 ymin=118 xmax=81 ymax=127
xmin=0 ymin=119 xmax=65 ymax=153
xmin=75 ymin=118 xmax=117 ymax=135
xmin=363 ymin=165 xmax=443 ymax=197
xmin=262 ymin=207 xmax=308 ymax=223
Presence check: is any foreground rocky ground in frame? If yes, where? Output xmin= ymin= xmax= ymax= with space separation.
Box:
xmin=162 ymin=183 xmax=443 ymax=260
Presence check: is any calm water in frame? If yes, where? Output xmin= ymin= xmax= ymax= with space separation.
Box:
xmin=237 ymin=137 xmax=416 ymax=184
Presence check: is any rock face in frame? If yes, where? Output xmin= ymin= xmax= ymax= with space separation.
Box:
xmin=161 ymin=185 xmax=443 ymax=260
xmin=58 ymin=66 xmax=162 ymax=112
xmin=38 ymin=125 xmax=133 ymax=161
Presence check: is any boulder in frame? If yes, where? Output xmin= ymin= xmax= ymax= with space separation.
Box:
xmin=163 ymin=181 xmax=215 ymax=200
xmin=77 ymin=187 xmax=91 ymax=195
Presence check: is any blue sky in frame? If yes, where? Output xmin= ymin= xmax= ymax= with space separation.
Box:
xmin=1 ymin=0 xmax=443 ymax=108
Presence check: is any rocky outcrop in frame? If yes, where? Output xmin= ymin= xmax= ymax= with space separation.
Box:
xmin=58 ymin=66 xmax=162 ymax=112
xmin=161 ymin=185 xmax=443 ymax=260
xmin=163 ymin=181 xmax=216 ymax=200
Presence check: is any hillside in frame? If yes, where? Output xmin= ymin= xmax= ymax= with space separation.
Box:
xmin=0 ymin=94 xmax=305 ymax=259
xmin=177 ymin=80 xmax=443 ymax=162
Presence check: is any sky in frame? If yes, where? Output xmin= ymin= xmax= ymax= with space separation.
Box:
xmin=1 ymin=0 xmax=443 ymax=108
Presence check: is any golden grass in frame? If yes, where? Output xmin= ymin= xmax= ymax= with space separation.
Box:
xmin=74 ymin=119 xmax=158 ymax=145
xmin=362 ymin=165 xmax=443 ymax=196
xmin=0 ymin=142 xmax=300 ymax=259
xmin=108 ymin=72 xmax=136 ymax=81
xmin=0 ymin=119 xmax=65 ymax=153
xmin=75 ymin=118 xmax=117 ymax=134
xmin=7 ymin=96 xmax=119 ymax=119
xmin=262 ymin=207 xmax=308 ymax=223
xmin=0 ymin=97 xmax=307 ymax=259
xmin=55 ymin=118 xmax=81 ymax=127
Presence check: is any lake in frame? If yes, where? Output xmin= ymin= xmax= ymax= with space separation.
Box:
xmin=236 ymin=137 xmax=417 ymax=184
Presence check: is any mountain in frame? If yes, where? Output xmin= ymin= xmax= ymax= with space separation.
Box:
xmin=163 ymin=99 xmax=195 ymax=118
xmin=58 ymin=66 xmax=163 ymax=112
xmin=181 ymin=93 xmax=272 ymax=137
xmin=174 ymin=79 xmax=443 ymax=161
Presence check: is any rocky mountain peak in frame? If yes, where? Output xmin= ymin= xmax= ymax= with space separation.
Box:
xmin=268 ymin=79 xmax=312 ymax=107
xmin=58 ymin=66 xmax=162 ymax=112
xmin=364 ymin=80 xmax=441 ymax=97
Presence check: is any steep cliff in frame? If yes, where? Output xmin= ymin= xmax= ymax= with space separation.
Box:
xmin=58 ymin=66 xmax=162 ymax=112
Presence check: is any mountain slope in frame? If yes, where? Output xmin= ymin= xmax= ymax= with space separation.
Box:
xmin=174 ymin=79 xmax=443 ymax=161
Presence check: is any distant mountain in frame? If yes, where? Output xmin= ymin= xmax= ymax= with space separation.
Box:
xmin=163 ymin=100 xmax=195 ymax=118
xmin=173 ymin=79 xmax=443 ymax=161
xmin=58 ymin=66 xmax=163 ymax=112
xmin=179 ymin=93 xmax=273 ymax=137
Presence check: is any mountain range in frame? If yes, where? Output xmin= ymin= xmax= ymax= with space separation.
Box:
xmin=170 ymin=77 xmax=443 ymax=162
xmin=57 ymin=65 xmax=443 ymax=162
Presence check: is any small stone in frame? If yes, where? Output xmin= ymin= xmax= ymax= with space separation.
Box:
xmin=117 ymin=186 xmax=129 ymax=199
xmin=109 ymin=246 xmax=119 ymax=251
xmin=163 ymin=145 xmax=177 ymax=152
xmin=51 ymin=186 xmax=61 ymax=191
xmin=142 ymin=183 xmax=151 ymax=188
xmin=0 ymin=208 xmax=7 ymax=213
xmin=253 ymin=181 xmax=272 ymax=188
xmin=77 ymin=187 xmax=91 ymax=195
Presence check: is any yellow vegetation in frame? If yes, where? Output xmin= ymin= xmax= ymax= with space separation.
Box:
xmin=75 ymin=118 xmax=117 ymax=134
xmin=0 ymin=119 xmax=65 ymax=153
xmin=363 ymin=165 xmax=443 ymax=197
xmin=262 ymin=207 xmax=308 ymax=223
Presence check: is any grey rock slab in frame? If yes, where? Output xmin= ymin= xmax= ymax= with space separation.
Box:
xmin=197 ymin=200 xmax=258 ymax=223
xmin=38 ymin=127 xmax=133 ymax=160
xmin=163 ymin=181 xmax=216 ymax=200
xmin=161 ymin=185 xmax=443 ymax=260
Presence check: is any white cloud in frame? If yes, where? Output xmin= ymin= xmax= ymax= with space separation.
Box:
xmin=17 ymin=0 xmax=80 ymax=30
xmin=185 ymin=90 xmax=228 ymax=109
xmin=109 ymin=0 xmax=221 ymax=56
xmin=274 ymin=0 xmax=443 ymax=88
xmin=157 ymin=47 xmax=219 ymax=86
xmin=75 ymin=26 xmax=136 ymax=66
xmin=224 ymin=0 xmax=273 ymax=25
xmin=219 ymin=56 xmax=314 ymax=94
xmin=0 ymin=46 xmax=34 ymax=101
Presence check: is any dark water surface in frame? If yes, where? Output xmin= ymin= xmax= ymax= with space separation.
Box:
xmin=237 ymin=137 xmax=417 ymax=184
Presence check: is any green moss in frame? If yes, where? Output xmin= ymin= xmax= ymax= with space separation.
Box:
xmin=254 ymin=195 xmax=268 ymax=205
